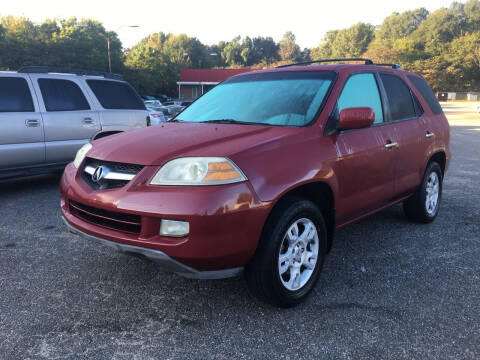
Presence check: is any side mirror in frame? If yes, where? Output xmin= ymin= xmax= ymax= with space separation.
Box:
xmin=338 ymin=107 xmax=375 ymax=130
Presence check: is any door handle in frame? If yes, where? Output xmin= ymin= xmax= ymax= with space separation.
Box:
xmin=384 ymin=141 xmax=398 ymax=149
xmin=425 ymin=132 xmax=435 ymax=138
xmin=25 ymin=119 xmax=40 ymax=127
xmin=82 ymin=117 xmax=94 ymax=124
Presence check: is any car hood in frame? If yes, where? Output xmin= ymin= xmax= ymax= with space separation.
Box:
xmin=88 ymin=122 xmax=297 ymax=166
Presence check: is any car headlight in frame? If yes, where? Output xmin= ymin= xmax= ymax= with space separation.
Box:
xmin=150 ymin=157 xmax=247 ymax=185
xmin=73 ymin=143 xmax=92 ymax=168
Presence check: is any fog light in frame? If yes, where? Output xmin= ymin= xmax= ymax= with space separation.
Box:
xmin=160 ymin=219 xmax=189 ymax=237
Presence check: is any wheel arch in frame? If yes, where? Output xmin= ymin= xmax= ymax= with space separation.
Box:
xmin=263 ymin=181 xmax=336 ymax=253
xmin=428 ymin=151 xmax=446 ymax=176
xmin=91 ymin=131 xmax=123 ymax=141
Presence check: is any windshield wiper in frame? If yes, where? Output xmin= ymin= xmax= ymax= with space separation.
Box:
xmin=167 ymin=118 xmax=183 ymax=122
xmin=201 ymin=119 xmax=265 ymax=125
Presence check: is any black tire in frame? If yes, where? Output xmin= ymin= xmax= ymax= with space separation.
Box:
xmin=403 ymin=162 xmax=443 ymax=223
xmin=245 ymin=197 xmax=327 ymax=307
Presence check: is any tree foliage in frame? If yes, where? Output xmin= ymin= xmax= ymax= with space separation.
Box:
xmin=0 ymin=16 xmax=122 ymax=72
xmin=278 ymin=31 xmax=301 ymax=61
xmin=311 ymin=23 xmax=375 ymax=59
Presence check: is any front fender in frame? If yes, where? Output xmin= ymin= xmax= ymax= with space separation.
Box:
xmin=231 ymin=131 xmax=340 ymax=204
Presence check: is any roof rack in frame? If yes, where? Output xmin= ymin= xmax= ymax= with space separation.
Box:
xmin=276 ymin=59 xmax=403 ymax=70
xmin=17 ymin=66 xmax=123 ymax=80
xmin=374 ymin=63 xmax=402 ymax=70
xmin=276 ymin=58 xmax=374 ymax=68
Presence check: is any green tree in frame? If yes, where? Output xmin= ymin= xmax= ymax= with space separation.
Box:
xmin=375 ymin=8 xmax=429 ymax=45
xmin=311 ymin=23 xmax=375 ymax=59
xmin=0 ymin=16 xmax=124 ymax=72
xmin=442 ymin=31 xmax=480 ymax=90
xmin=162 ymin=33 xmax=208 ymax=67
xmin=124 ymin=44 xmax=175 ymax=95
xmin=464 ymin=0 xmax=480 ymax=32
xmin=278 ymin=31 xmax=301 ymax=61
xmin=0 ymin=16 xmax=38 ymax=69
xmin=221 ymin=36 xmax=243 ymax=66
xmin=124 ymin=32 xmax=210 ymax=95
xmin=411 ymin=3 xmax=468 ymax=56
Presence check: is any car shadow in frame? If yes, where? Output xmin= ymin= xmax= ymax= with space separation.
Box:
xmin=61 ymin=203 xmax=419 ymax=322
xmin=0 ymin=174 xmax=61 ymax=195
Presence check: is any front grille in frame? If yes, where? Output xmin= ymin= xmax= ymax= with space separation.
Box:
xmin=86 ymin=158 xmax=144 ymax=174
xmin=69 ymin=200 xmax=142 ymax=234
xmin=82 ymin=157 xmax=144 ymax=190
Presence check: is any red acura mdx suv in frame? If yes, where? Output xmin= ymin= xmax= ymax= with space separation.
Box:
xmin=61 ymin=59 xmax=450 ymax=307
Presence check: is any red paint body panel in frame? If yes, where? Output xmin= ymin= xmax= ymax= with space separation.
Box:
xmin=61 ymin=64 xmax=451 ymax=272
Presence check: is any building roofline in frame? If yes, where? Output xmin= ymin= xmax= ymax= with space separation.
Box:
xmin=177 ymin=81 xmax=220 ymax=85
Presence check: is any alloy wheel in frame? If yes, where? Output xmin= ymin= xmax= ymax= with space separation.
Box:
xmin=425 ymin=172 xmax=440 ymax=216
xmin=278 ymin=218 xmax=319 ymax=291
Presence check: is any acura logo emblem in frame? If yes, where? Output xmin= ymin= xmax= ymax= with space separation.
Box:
xmin=92 ymin=166 xmax=107 ymax=182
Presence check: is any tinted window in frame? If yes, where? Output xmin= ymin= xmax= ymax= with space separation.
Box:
xmin=380 ymin=74 xmax=416 ymax=120
xmin=177 ymin=71 xmax=335 ymax=127
xmin=408 ymin=75 xmax=443 ymax=114
xmin=0 ymin=77 xmax=35 ymax=112
xmin=338 ymin=73 xmax=383 ymax=123
xmin=87 ymin=80 xmax=145 ymax=110
xmin=38 ymin=79 xmax=90 ymax=111
xmin=412 ymin=92 xmax=424 ymax=116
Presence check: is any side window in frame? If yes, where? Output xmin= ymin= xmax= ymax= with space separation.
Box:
xmin=38 ymin=79 xmax=90 ymax=112
xmin=412 ymin=93 xmax=424 ymax=117
xmin=0 ymin=77 xmax=35 ymax=112
xmin=86 ymin=80 xmax=145 ymax=110
xmin=380 ymin=74 xmax=416 ymax=121
xmin=338 ymin=73 xmax=384 ymax=124
xmin=407 ymin=75 xmax=443 ymax=115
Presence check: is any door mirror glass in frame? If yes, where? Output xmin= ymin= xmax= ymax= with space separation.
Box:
xmin=339 ymin=107 xmax=375 ymax=130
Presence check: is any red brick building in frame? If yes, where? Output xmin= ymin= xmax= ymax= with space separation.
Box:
xmin=177 ymin=68 xmax=256 ymax=99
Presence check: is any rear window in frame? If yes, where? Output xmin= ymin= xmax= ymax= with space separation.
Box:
xmin=87 ymin=80 xmax=145 ymax=110
xmin=38 ymin=78 xmax=90 ymax=111
xmin=0 ymin=77 xmax=35 ymax=112
xmin=380 ymin=74 xmax=416 ymax=121
xmin=407 ymin=75 xmax=443 ymax=115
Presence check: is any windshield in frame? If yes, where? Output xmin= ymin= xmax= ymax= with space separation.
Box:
xmin=176 ymin=71 xmax=335 ymax=127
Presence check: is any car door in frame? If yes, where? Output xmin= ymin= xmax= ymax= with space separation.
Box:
xmin=29 ymin=75 xmax=101 ymax=163
xmin=378 ymin=73 xmax=430 ymax=197
xmin=0 ymin=74 xmax=45 ymax=170
xmin=332 ymin=72 xmax=397 ymax=224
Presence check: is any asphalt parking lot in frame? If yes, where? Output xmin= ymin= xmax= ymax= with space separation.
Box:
xmin=1 ymin=103 xmax=479 ymax=359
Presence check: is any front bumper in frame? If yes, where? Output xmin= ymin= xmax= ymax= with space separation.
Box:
xmin=60 ymin=162 xmax=271 ymax=275
xmin=62 ymin=216 xmax=242 ymax=279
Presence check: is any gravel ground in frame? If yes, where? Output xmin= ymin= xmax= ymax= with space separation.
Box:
xmin=0 ymin=107 xmax=479 ymax=359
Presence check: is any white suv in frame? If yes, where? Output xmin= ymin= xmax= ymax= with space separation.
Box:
xmin=0 ymin=66 xmax=148 ymax=179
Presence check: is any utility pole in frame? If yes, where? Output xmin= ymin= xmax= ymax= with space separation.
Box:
xmin=107 ymin=36 xmax=112 ymax=73
xmin=101 ymin=25 xmax=139 ymax=72
xmin=75 ymin=24 xmax=138 ymax=73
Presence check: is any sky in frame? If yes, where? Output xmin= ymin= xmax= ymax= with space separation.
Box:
xmin=1 ymin=0 xmax=464 ymax=49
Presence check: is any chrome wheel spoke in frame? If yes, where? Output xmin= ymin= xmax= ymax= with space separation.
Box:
xmin=279 ymin=249 xmax=292 ymax=263
xmin=279 ymin=261 xmax=290 ymax=275
xmin=287 ymin=267 xmax=301 ymax=290
xmin=298 ymin=222 xmax=313 ymax=243
xmin=302 ymin=251 xmax=316 ymax=269
xmin=286 ymin=223 xmax=299 ymax=243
